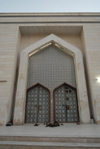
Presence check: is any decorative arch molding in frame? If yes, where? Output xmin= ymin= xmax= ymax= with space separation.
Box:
xmin=13 ymin=34 xmax=90 ymax=124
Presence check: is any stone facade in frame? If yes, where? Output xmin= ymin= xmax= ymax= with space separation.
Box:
xmin=0 ymin=13 xmax=100 ymax=125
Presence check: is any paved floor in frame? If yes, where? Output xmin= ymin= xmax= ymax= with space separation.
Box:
xmin=0 ymin=124 xmax=100 ymax=138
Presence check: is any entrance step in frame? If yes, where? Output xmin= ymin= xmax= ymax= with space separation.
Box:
xmin=0 ymin=136 xmax=100 ymax=149
xmin=0 ymin=124 xmax=100 ymax=148
xmin=0 ymin=136 xmax=100 ymax=143
xmin=0 ymin=141 xmax=100 ymax=149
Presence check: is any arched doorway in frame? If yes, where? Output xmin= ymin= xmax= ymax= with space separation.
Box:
xmin=14 ymin=34 xmax=90 ymax=125
xmin=27 ymin=43 xmax=76 ymax=122
xmin=25 ymin=83 xmax=50 ymax=123
xmin=53 ymin=83 xmax=79 ymax=123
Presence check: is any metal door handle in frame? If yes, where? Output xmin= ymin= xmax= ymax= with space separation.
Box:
xmin=66 ymin=105 xmax=70 ymax=110
xmin=66 ymin=97 xmax=69 ymax=101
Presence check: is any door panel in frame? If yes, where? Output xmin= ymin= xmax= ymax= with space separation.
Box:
xmin=25 ymin=84 xmax=50 ymax=123
xmin=54 ymin=83 xmax=79 ymax=123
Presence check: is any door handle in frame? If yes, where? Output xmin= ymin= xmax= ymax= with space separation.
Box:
xmin=38 ymin=105 xmax=42 ymax=112
xmin=66 ymin=97 xmax=69 ymax=101
xmin=66 ymin=105 xmax=70 ymax=110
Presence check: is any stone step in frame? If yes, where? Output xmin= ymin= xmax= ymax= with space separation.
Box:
xmin=0 ymin=136 xmax=100 ymax=143
xmin=0 ymin=136 xmax=100 ymax=149
xmin=0 ymin=141 xmax=100 ymax=149
xmin=0 ymin=125 xmax=100 ymax=148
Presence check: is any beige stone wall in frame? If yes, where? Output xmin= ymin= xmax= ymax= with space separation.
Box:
xmin=0 ymin=24 xmax=18 ymax=125
xmin=83 ymin=24 xmax=100 ymax=123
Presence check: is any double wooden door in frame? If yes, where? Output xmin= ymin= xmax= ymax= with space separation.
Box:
xmin=25 ymin=83 xmax=79 ymax=123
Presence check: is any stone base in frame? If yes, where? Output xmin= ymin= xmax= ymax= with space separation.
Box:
xmin=0 ymin=141 xmax=100 ymax=149
xmin=0 ymin=124 xmax=100 ymax=148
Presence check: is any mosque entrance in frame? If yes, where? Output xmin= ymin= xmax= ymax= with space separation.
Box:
xmin=25 ymin=44 xmax=79 ymax=124
xmin=14 ymin=35 xmax=90 ymax=125
xmin=25 ymin=84 xmax=50 ymax=123
xmin=54 ymin=83 xmax=79 ymax=123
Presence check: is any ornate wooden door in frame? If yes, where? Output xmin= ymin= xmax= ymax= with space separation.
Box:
xmin=25 ymin=84 xmax=50 ymax=123
xmin=54 ymin=83 xmax=79 ymax=123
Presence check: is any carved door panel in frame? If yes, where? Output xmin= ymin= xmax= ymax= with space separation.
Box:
xmin=54 ymin=83 xmax=79 ymax=123
xmin=26 ymin=84 xmax=50 ymax=123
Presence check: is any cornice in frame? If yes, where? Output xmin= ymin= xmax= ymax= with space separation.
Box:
xmin=0 ymin=13 xmax=100 ymax=23
xmin=0 ymin=12 xmax=100 ymax=17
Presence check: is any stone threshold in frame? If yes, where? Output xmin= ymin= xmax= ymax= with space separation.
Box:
xmin=0 ymin=124 xmax=100 ymax=138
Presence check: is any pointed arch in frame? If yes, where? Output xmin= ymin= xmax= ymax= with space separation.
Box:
xmin=27 ymin=83 xmax=51 ymax=93
xmin=14 ymin=34 xmax=90 ymax=124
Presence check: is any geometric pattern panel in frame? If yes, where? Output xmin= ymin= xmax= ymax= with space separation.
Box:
xmin=54 ymin=83 xmax=79 ymax=123
xmin=27 ymin=45 xmax=76 ymax=90
xmin=26 ymin=84 xmax=50 ymax=123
